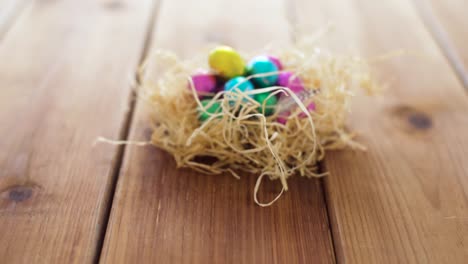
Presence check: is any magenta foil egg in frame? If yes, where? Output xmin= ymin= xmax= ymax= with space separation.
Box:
xmin=190 ymin=72 xmax=217 ymax=97
xmin=267 ymin=55 xmax=283 ymax=70
xmin=277 ymin=71 xmax=304 ymax=93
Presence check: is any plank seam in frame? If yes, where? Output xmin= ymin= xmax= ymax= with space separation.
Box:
xmin=318 ymin=165 xmax=342 ymax=263
xmin=93 ymin=0 xmax=163 ymax=263
xmin=411 ymin=0 xmax=468 ymax=89
xmin=288 ymin=0 xmax=338 ymax=262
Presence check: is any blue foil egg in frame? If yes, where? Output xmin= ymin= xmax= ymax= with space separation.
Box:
xmin=224 ymin=76 xmax=254 ymax=102
xmin=247 ymin=56 xmax=279 ymax=88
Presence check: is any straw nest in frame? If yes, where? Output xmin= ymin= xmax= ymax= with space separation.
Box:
xmin=138 ymin=43 xmax=378 ymax=206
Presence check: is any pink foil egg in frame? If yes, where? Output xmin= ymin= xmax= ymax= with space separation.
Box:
xmin=277 ymin=71 xmax=304 ymax=93
xmin=267 ymin=55 xmax=283 ymax=70
xmin=277 ymin=112 xmax=289 ymax=125
xmin=277 ymin=102 xmax=316 ymax=124
xmin=190 ymin=72 xmax=217 ymax=97
xmin=299 ymin=102 xmax=317 ymax=118
xmin=276 ymin=71 xmax=316 ymax=124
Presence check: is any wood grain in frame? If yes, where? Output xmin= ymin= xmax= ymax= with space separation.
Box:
xmin=412 ymin=0 xmax=468 ymax=88
xmin=294 ymin=0 xmax=468 ymax=263
xmin=0 ymin=0 xmax=156 ymax=262
xmin=0 ymin=0 xmax=29 ymax=39
xmin=100 ymin=0 xmax=335 ymax=263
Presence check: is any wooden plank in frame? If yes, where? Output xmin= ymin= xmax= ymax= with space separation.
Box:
xmin=294 ymin=0 xmax=468 ymax=263
xmin=412 ymin=0 xmax=468 ymax=88
xmin=100 ymin=0 xmax=335 ymax=263
xmin=0 ymin=0 xmax=29 ymax=39
xmin=0 ymin=0 xmax=156 ymax=262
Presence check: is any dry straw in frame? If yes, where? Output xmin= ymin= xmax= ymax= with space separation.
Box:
xmin=138 ymin=42 xmax=378 ymax=206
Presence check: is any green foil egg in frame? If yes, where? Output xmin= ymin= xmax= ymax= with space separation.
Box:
xmin=199 ymin=99 xmax=222 ymax=122
xmin=254 ymin=92 xmax=277 ymax=116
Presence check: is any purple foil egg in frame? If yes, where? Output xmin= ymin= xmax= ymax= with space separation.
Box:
xmin=277 ymin=72 xmax=304 ymax=93
xmin=267 ymin=55 xmax=283 ymax=70
xmin=190 ymin=72 xmax=217 ymax=97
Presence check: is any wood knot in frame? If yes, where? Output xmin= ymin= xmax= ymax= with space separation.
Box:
xmin=391 ymin=105 xmax=433 ymax=132
xmin=0 ymin=182 xmax=41 ymax=206
xmin=8 ymin=186 xmax=33 ymax=202
xmin=407 ymin=112 xmax=432 ymax=130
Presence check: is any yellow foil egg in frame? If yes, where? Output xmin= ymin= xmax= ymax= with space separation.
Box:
xmin=208 ymin=46 xmax=246 ymax=78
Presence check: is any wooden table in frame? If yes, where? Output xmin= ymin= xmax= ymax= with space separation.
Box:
xmin=1 ymin=0 xmax=467 ymax=263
